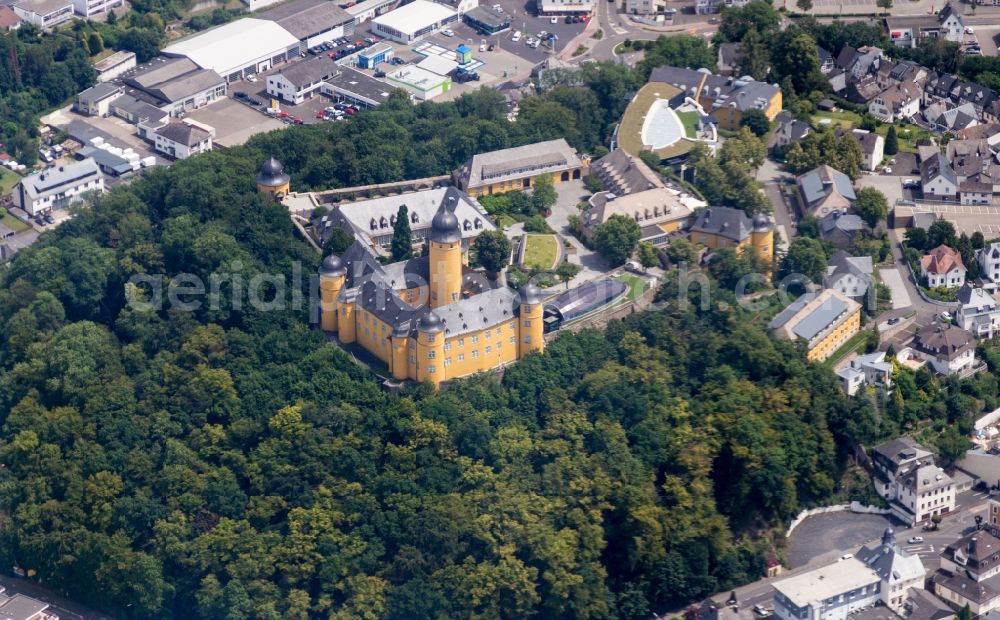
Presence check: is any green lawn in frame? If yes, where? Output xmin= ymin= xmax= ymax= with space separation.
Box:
xmin=616 ymin=273 xmax=648 ymax=301
xmin=822 ymin=331 xmax=871 ymax=368
xmin=812 ymin=109 xmax=863 ymax=129
xmin=0 ymin=207 xmax=29 ymax=233
xmin=0 ymin=167 xmax=22 ymax=194
xmin=619 ymin=81 xmax=692 ymax=160
xmin=522 ymin=234 xmax=558 ymax=271
xmin=676 ymin=110 xmax=700 ymax=139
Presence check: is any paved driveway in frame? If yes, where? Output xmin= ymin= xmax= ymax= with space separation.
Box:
xmin=786 ymin=512 xmax=895 ymax=568
xmin=878 ymin=266 xmax=912 ymax=310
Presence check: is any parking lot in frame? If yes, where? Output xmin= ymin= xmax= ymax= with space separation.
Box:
xmin=185 ymin=97 xmax=285 ymax=147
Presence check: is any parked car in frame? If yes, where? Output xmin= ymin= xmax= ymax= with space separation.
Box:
xmin=390 ymin=57 xmax=405 ymax=65
xmin=292 ymin=117 xmax=305 ymax=125
xmin=903 ymin=179 xmax=920 ymax=189
xmin=512 ymin=30 xmax=522 ymax=42
xmin=374 ymin=69 xmax=386 ymax=77
xmin=33 ymin=216 xmax=45 ymax=226
xmin=940 ymin=311 xmax=953 ymax=323
xmin=43 ymin=213 xmax=54 ymax=224
xmin=887 ymin=317 xmax=901 ymax=326
xmin=908 ymin=536 xmax=924 ymax=544
xmin=479 ymin=40 xmax=486 ymax=52
xmin=966 ymin=26 xmax=975 ymax=34
xmin=441 ymin=28 xmax=455 ymax=36
xmin=549 ymin=15 xmax=557 ymax=23
xmin=234 ymin=91 xmax=249 ymax=100
xmin=840 ymin=554 xmax=854 ymax=561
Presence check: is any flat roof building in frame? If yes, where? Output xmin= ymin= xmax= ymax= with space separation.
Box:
xmin=537 ymin=0 xmax=594 ymax=14
xmin=773 ymin=559 xmax=882 ymax=620
xmin=12 ymin=0 xmax=73 ymax=29
xmin=0 ymin=588 xmax=55 ymax=620
xmin=463 ymin=5 xmax=511 ymax=34
xmin=385 ymin=65 xmax=451 ymax=100
xmin=75 ymin=82 xmax=123 ymax=117
xmin=162 ymin=18 xmax=301 ymax=82
xmin=94 ymin=50 xmax=136 ymax=82
xmin=258 ymin=0 xmax=354 ymax=48
xmin=583 ymin=187 xmax=700 ymax=246
xmin=322 ymin=67 xmax=395 ymax=108
xmin=453 ymin=138 xmax=588 ymax=197
xmin=770 ymin=289 xmax=862 ymax=362
xmin=371 ymin=0 xmax=458 ymax=43
xmin=12 ymin=158 xmax=105 ymax=216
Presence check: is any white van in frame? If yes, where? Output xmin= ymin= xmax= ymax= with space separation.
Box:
xmin=512 ymin=30 xmax=522 ymax=42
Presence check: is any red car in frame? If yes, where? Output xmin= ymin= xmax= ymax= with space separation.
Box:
xmin=316 ymin=110 xmax=326 ymax=119
xmin=292 ymin=117 xmax=305 ymax=125
xmin=343 ymin=107 xmax=356 ymax=116
xmin=277 ymin=111 xmax=290 ymax=119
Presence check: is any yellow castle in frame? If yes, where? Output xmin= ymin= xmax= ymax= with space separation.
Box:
xmin=318 ymin=192 xmax=545 ymax=388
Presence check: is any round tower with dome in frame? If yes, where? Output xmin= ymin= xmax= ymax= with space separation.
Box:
xmin=750 ymin=212 xmax=774 ymax=276
xmin=518 ymin=282 xmax=545 ymax=357
xmin=427 ymin=200 xmax=463 ymax=309
xmin=256 ymin=156 xmax=291 ymax=201
xmin=415 ymin=311 xmax=446 ymax=386
xmin=319 ymin=254 xmax=347 ymax=333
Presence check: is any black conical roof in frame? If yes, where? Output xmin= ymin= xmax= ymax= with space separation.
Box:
xmin=429 ymin=197 xmax=461 ymax=243
xmin=257 ymin=156 xmax=290 ymax=187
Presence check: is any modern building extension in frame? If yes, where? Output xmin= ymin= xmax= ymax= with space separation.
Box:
xmin=452 ymin=139 xmax=588 ymax=197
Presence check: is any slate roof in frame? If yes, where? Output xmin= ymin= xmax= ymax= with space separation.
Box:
xmin=17 ymin=158 xmax=102 ymax=201
xmin=798 ymin=165 xmax=856 ymax=215
xmin=907 ymin=588 xmax=959 ymax=620
xmin=958 ymin=282 xmax=995 ymax=311
xmin=872 ymin=437 xmax=931 ymax=465
xmin=123 ymin=57 xmax=224 ymax=105
xmin=921 ymin=153 xmax=958 ymax=188
xmin=855 ymin=529 xmax=925 ymax=585
xmin=155 ymin=122 xmax=211 ymax=147
xmin=689 ymin=206 xmax=754 ymax=243
xmin=590 ymin=148 xmax=663 ymax=195
xmin=851 ymin=129 xmax=882 ymax=157
xmin=77 ymin=82 xmax=122 ymax=103
xmin=0 ymin=592 xmax=49 ymax=620
xmin=826 ymin=250 xmax=873 ymax=290
xmin=453 ymin=139 xmax=582 ymax=190
xmin=270 ymin=56 xmax=339 ymax=89
xmin=914 ymin=323 xmax=976 ymax=361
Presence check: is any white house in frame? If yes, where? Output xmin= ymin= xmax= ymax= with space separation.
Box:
xmin=869 ymin=82 xmax=922 ymax=123
xmin=12 ymin=158 xmax=104 ymax=216
xmin=836 ymin=351 xmax=892 ymax=396
xmin=266 ymin=57 xmax=338 ymax=104
xmin=852 ymin=129 xmax=885 ymax=172
xmin=894 ymin=461 xmax=956 ymax=524
xmin=152 ymin=122 xmax=213 ymax=160
xmin=957 ymin=283 xmax=1000 ymax=339
xmin=825 ymin=250 xmax=872 ymax=301
xmin=71 ymin=0 xmax=121 ymax=17
xmin=856 ymin=529 xmax=926 ymax=613
xmin=914 ymin=323 xmax=977 ymax=375
xmin=920 ymin=244 xmax=966 ymax=288
xmin=921 ymin=153 xmax=959 ymax=202
xmin=978 ymin=241 xmax=1000 ymax=285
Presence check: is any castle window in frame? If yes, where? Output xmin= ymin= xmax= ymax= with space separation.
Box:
xmin=509 ymin=322 xmax=515 ymax=331
xmin=444 ymin=357 xmax=451 ymax=366
xmin=524 ymin=320 xmax=531 ymax=327
xmin=428 ymin=365 xmax=436 ymax=373
xmin=411 ymin=212 xmax=418 ymax=223
xmin=427 ymin=334 xmax=435 ymax=343
xmin=458 ymin=353 xmax=465 ymax=361
xmin=472 ymin=335 xmax=479 ymax=343
xmin=486 ymin=346 xmax=492 ymax=353
xmin=495 ymin=327 xmax=502 ymax=335
xmin=444 ymin=343 xmax=451 ymax=351
xmin=458 ymin=338 xmax=465 ymax=347
xmin=472 ymin=350 xmax=478 ymax=359
xmin=496 ymin=342 xmax=501 ymax=349
xmin=428 ymin=351 xmax=436 ymax=359
xmin=409 ymin=355 xmax=415 ymax=363
xmin=509 ymin=336 xmax=515 ymax=344
xmin=485 ymin=331 xmax=491 ymax=339
xmin=409 ymin=342 xmax=415 ymax=349
xmin=524 ymin=305 xmax=532 ymax=312
xmin=524 ymin=336 xmax=531 ymax=344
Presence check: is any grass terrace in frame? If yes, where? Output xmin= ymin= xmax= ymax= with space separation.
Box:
xmin=0 ymin=207 xmax=29 ymax=233
xmin=0 ymin=167 xmax=21 ymax=195
xmin=616 ymin=273 xmax=649 ymax=302
xmin=677 ymin=110 xmax=700 ymax=139
xmin=521 ymin=234 xmax=559 ymax=270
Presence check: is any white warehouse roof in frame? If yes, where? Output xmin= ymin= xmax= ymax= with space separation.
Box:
xmin=372 ymin=0 xmax=456 ymax=37
xmin=163 ymin=18 xmax=300 ymax=76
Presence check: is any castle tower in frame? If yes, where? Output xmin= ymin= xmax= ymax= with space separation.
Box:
xmin=390 ymin=326 xmax=410 ymax=381
xmin=415 ymin=311 xmax=446 ymax=387
xmin=518 ymin=283 xmax=545 ymax=358
xmin=428 ymin=200 xmax=463 ymax=309
xmin=319 ymin=254 xmax=347 ymax=332
xmin=256 ymin=156 xmax=291 ymax=201
xmin=750 ymin=213 xmax=774 ymax=277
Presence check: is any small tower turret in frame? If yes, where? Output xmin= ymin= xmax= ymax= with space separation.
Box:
xmin=257 ymin=156 xmax=291 ymax=201
xmin=518 ymin=282 xmax=545 ymax=358
xmin=416 ymin=311 xmax=446 ymax=387
xmin=428 ymin=197 xmax=463 ymax=309
xmin=319 ymin=254 xmax=347 ymax=332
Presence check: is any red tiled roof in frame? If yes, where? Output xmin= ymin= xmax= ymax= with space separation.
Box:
xmin=921 ymin=244 xmax=966 ymax=275
xmin=0 ymin=6 xmax=21 ymax=28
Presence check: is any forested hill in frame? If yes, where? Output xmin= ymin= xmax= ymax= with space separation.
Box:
xmin=0 ymin=86 xmax=863 ymax=619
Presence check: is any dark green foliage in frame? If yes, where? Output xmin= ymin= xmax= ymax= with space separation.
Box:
xmin=473 ymin=229 xmax=512 ymax=274
xmin=322 ymin=228 xmax=355 ymax=257
xmin=390 ymin=204 xmax=412 ymax=261
xmin=854 ymin=187 xmax=889 ymax=228
xmin=885 ymin=126 xmax=899 ymax=156
xmin=593 ymin=214 xmax=642 ymax=265
xmin=740 ymin=109 xmax=771 ymax=137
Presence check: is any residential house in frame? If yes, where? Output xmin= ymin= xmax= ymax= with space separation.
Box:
xmin=961 ymin=180 xmax=992 ymax=205
xmin=769 ymin=289 xmax=862 ymax=362
xmin=825 ymin=250 xmax=873 ymax=301
xmin=873 ymin=437 xmax=954 ymax=526
xmin=11 ymin=158 xmax=104 ymax=216
xmin=872 ymin=437 xmax=934 ymax=500
xmin=934 ymin=529 xmax=1000 ymax=616
xmin=852 ymin=129 xmax=885 ymax=171
xmin=870 ymin=82 xmax=922 ymax=123
xmin=924 ymin=101 xmax=980 ymax=133
xmin=772 ymin=558 xmax=882 ymax=620
xmin=820 ymin=210 xmax=865 ymax=249
xmin=950 ymin=80 xmax=997 ymax=117
xmin=877 ymin=59 xmax=928 ymax=90
xmin=979 ymin=241 xmax=1000 ymax=285
xmin=920 ymin=153 xmax=959 ymax=202
xmin=857 ymin=528 xmax=926 ymax=613
xmin=0 ymin=5 xmax=22 ymax=29
xmin=906 ymin=588 xmax=957 ymax=620
xmin=957 ymin=283 xmax=1000 ymax=339
xmin=887 ymin=4 xmax=964 ymax=48
xmin=913 ymin=322 xmax=977 ymax=375
xmin=717 ymin=43 xmax=744 ymax=77
xmin=837 ymin=351 xmax=892 ymax=396
xmin=920 ymin=244 xmax=966 ymax=288
xmin=796 ymin=165 xmax=856 ymax=218
xmin=152 ymin=122 xmax=213 ymax=160
xmin=774 ymin=111 xmax=810 ymax=148
xmin=266 ymin=57 xmax=339 ymax=105
xmin=838 ymin=45 xmax=884 ymax=82
xmin=817 ymin=45 xmax=835 ymax=74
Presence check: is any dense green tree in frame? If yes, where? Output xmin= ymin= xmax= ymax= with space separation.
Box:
xmin=885 ymin=126 xmax=899 ymax=156
xmin=737 ymin=29 xmax=771 ymax=81
xmin=473 ymin=229 xmax=513 ymax=276
xmin=928 ymin=219 xmax=957 ymax=249
xmin=556 ymin=261 xmax=581 ymax=288
xmin=594 ymin=214 xmax=642 ymax=265
xmin=637 ymin=241 xmax=659 ymax=270
xmin=740 ymin=109 xmax=771 ymax=138
xmin=531 ymin=173 xmax=558 ymax=211
xmin=780 ymin=237 xmax=828 ymax=283
xmin=718 ymin=0 xmax=780 ymax=43
xmin=390 ymin=205 xmax=412 ymax=261
xmin=854 ymin=187 xmax=889 ymax=228
xmin=771 ymin=30 xmax=828 ymax=96
xmin=323 ymin=228 xmax=355 ymax=257
xmin=639 ymin=34 xmax=716 ymax=78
